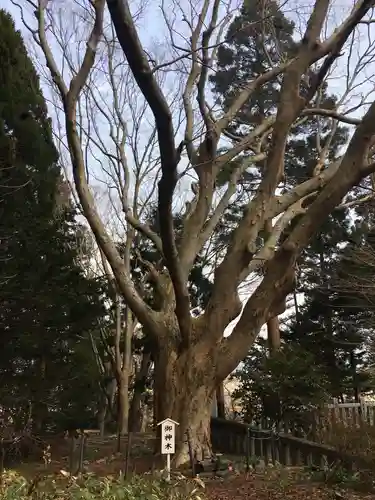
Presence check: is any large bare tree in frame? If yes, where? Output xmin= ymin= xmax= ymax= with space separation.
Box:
xmin=16 ymin=0 xmax=375 ymax=463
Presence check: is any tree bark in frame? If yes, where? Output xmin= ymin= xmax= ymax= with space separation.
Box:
xmin=267 ymin=316 xmax=281 ymax=354
xmin=98 ymin=392 xmax=107 ymax=437
xmin=264 ymin=218 xmax=281 ymax=356
xmin=216 ymin=382 xmax=226 ymax=419
xmin=114 ymin=296 xmax=133 ymax=435
xmin=117 ymin=378 xmax=128 ymax=435
xmin=129 ymin=351 xmax=152 ymax=432
xmin=153 ymin=346 xmax=215 ymax=466
xmin=98 ymin=377 xmax=116 ymax=436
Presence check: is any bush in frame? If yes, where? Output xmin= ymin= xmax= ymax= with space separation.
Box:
xmin=315 ymin=419 xmax=375 ymax=461
xmin=306 ymin=462 xmax=375 ymax=493
xmin=309 ymin=419 xmax=375 ymax=492
xmin=0 ymin=470 xmax=206 ymax=500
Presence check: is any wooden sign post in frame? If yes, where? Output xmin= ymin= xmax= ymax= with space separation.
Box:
xmin=157 ymin=418 xmax=179 ymax=481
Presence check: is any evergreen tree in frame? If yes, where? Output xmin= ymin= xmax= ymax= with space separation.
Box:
xmin=0 ymin=10 xmax=105 ymax=432
xmin=234 ymin=340 xmax=330 ymax=431
xmin=211 ymin=0 xmax=296 ymax=135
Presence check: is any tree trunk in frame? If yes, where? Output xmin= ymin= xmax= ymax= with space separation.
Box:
xmin=114 ymin=297 xmax=133 ymax=435
xmin=350 ymin=350 xmax=360 ymax=403
xmin=129 ymin=351 xmax=152 ymax=432
xmin=267 ymin=316 xmax=280 ymax=354
xmin=117 ymin=377 xmax=129 ymax=435
xmin=98 ymin=377 xmax=116 ymax=436
xmin=119 ymin=307 xmax=133 ymax=434
xmin=153 ymin=348 xmax=215 ymax=467
xmin=107 ymin=379 xmax=117 ymax=426
xmin=216 ymin=382 xmax=226 ymax=419
xmin=98 ymin=394 xmax=107 ymax=437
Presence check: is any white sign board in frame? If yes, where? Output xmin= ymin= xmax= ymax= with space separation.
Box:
xmin=157 ymin=418 xmax=179 ymax=480
xmin=159 ymin=418 xmax=178 ymax=454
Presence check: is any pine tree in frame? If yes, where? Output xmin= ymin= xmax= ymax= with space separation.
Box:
xmin=0 ymin=10 xmax=105 ymax=432
xmin=212 ymin=0 xmax=295 ymax=120
xmin=234 ymin=339 xmax=330 ymax=431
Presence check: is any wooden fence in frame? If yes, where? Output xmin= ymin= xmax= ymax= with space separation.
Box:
xmin=210 ymin=417 xmax=375 ymax=471
xmin=326 ymin=400 xmax=375 ymax=427
xmin=241 ymin=401 xmax=375 ymax=442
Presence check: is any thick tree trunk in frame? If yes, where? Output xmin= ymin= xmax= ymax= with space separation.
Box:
xmin=153 ymin=348 xmax=215 ymax=467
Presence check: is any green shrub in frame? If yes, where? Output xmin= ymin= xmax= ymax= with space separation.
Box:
xmin=305 ymin=462 xmax=375 ymax=493
xmin=0 ymin=470 xmax=206 ymax=500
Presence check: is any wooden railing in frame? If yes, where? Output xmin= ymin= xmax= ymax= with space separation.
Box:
xmin=210 ymin=417 xmax=375 ymax=470
xmin=326 ymin=400 xmax=375 ymax=427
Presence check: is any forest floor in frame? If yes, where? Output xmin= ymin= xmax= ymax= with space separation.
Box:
xmin=204 ymin=471 xmax=375 ymax=500
xmin=12 ymin=434 xmax=375 ymax=500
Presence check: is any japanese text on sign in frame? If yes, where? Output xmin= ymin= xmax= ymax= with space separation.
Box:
xmin=161 ymin=421 xmax=176 ymax=455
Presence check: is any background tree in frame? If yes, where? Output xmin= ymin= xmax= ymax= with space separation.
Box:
xmin=234 ymin=341 xmax=330 ymax=432
xmin=0 ymin=9 xmax=106 ymax=432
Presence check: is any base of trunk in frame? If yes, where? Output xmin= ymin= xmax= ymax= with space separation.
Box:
xmin=172 ymin=395 xmax=214 ymax=467
xmin=153 ymin=347 xmax=216 ymax=468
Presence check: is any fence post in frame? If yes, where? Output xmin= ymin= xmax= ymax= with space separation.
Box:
xmin=77 ymin=432 xmax=86 ymax=475
xmin=259 ymin=435 xmax=264 ymax=461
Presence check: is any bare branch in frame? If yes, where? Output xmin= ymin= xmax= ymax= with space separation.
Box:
xmin=301 ymin=108 xmax=361 ymax=125
xmin=196 ymin=0 xmax=220 ymax=130
xmin=107 ymin=0 xmax=192 ymax=349
xmin=31 ymin=0 xmax=160 ymax=334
